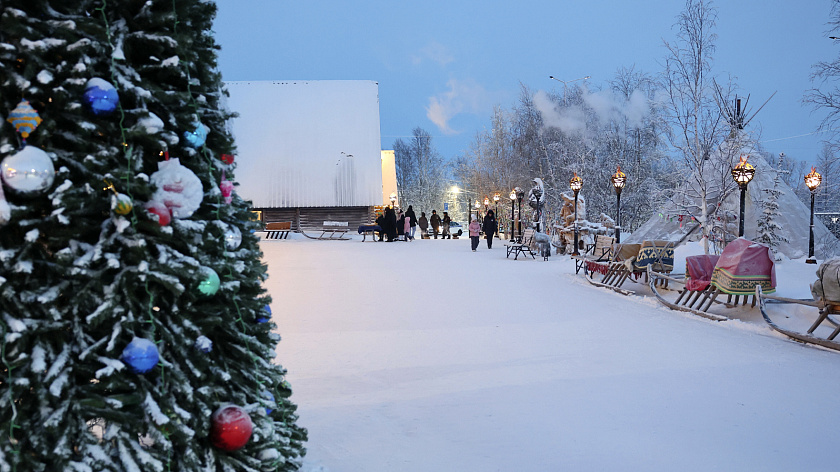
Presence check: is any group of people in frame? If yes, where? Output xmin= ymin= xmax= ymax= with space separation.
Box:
xmin=375 ymin=205 xmax=418 ymax=242
xmin=422 ymin=210 xmax=453 ymax=239
xmin=373 ymin=205 xmax=498 ymax=250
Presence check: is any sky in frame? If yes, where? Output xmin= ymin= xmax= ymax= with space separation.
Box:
xmin=214 ymin=0 xmax=838 ymax=166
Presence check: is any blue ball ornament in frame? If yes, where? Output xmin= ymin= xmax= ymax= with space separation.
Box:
xmin=121 ymin=337 xmax=159 ymax=374
xmin=83 ymin=78 xmax=119 ymax=116
xmin=263 ymin=391 xmax=275 ymax=414
xmin=257 ymin=305 xmax=271 ymax=323
xmin=183 ymin=122 xmax=208 ymax=148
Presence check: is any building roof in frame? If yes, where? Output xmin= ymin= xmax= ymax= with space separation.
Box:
xmin=225 ymin=80 xmax=383 ymax=208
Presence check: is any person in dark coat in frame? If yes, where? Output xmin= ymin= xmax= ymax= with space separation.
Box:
xmin=374 ymin=211 xmax=385 ymax=241
xmin=442 ymin=212 xmax=452 ymax=239
xmin=418 ymin=212 xmax=429 ymax=239
xmin=483 ymin=209 xmax=498 ymax=248
xmin=429 ymin=210 xmax=441 ymax=239
xmin=384 ymin=207 xmax=398 ymax=242
xmin=405 ymin=205 xmax=418 ymax=241
xmin=397 ymin=210 xmax=405 ymax=239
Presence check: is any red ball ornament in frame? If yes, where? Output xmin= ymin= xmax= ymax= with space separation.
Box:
xmin=145 ymin=201 xmax=171 ymax=226
xmin=210 ymin=405 xmax=253 ymax=452
xmin=221 ymin=154 xmax=234 ymax=165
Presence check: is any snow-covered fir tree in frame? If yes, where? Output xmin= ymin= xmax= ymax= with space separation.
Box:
xmin=0 ymin=1 xmax=305 ymax=471
xmin=755 ymin=168 xmax=788 ymax=258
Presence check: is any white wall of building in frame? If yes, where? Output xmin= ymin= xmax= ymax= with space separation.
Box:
xmin=225 ymin=80 xmax=383 ymax=208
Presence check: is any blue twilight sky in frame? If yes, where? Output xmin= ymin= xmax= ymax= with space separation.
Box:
xmin=213 ymin=0 xmax=837 ymax=165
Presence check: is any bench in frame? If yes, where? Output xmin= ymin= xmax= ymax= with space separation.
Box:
xmin=504 ymin=228 xmax=536 ymax=260
xmin=358 ymin=225 xmax=381 ymax=242
xmin=570 ymin=234 xmax=615 ymax=274
xmin=264 ymin=222 xmax=292 ymax=239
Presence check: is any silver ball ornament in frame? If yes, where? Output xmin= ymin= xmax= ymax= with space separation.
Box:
xmin=224 ymin=225 xmax=242 ymax=250
xmin=1 ymin=146 xmax=55 ymax=194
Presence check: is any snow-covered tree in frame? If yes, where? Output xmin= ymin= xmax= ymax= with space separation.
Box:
xmin=393 ymin=127 xmax=447 ymax=215
xmin=0 ymin=1 xmax=305 ymax=470
xmin=756 ymin=168 xmax=788 ymax=258
xmin=805 ymin=0 xmax=840 ymax=154
xmin=815 ymin=145 xmax=840 ymax=239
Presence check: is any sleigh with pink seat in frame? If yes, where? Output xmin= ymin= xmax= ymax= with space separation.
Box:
xmin=649 ymin=238 xmax=776 ymax=321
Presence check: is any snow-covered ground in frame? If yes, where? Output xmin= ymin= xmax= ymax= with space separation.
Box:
xmin=262 ymin=234 xmax=840 ymax=472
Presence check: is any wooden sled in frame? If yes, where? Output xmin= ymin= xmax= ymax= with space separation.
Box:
xmin=649 ymin=238 xmax=776 ymax=323
xmin=583 ymin=239 xmax=678 ymax=296
xmin=756 ymin=286 xmax=840 ymax=352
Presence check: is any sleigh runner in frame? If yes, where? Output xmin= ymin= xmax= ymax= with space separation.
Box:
xmin=756 ymin=258 xmax=840 ymax=352
xmin=577 ymin=225 xmax=698 ymax=296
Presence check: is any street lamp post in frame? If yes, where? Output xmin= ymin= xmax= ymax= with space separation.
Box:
xmin=515 ymin=187 xmax=524 ymax=242
xmin=509 ymin=190 xmax=516 ymax=242
xmin=389 ymin=192 xmax=397 ymax=208
xmin=730 ymin=155 xmax=755 ymax=238
xmin=805 ymin=167 xmax=822 ymax=264
xmin=549 ymin=75 xmax=591 ymax=106
xmin=570 ymin=173 xmax=583 ymax=256
xmin=493 ymin=193 xmax=500 ymax=238
xmin=532 ymin=185 xmax=543 ymax=233
xmin=611 ymin=165 xmax=626 ymax=243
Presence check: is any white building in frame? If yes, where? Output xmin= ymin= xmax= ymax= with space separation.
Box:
xmin=225 ymin=80 xmax=390 ymax=229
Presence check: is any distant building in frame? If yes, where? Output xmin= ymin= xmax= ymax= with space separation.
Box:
xmin=225 ymin=80 xmax=395 ymax=229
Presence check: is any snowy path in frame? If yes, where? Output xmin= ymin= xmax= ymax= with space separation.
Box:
xmin=263 ymin=235 xmax=840 ymax=472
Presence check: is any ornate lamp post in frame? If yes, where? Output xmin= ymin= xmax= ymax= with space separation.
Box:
xmin=515 ymin=187 xmax=525 ymax=242
xmin=805 ymin=167 xmax=822 ymax=264
xmin=532 ymin=185 xmax=543 ymax=233
xmin=389 ymin=192 xmax=397 ymax=208
xmin=730 ymin=155 xmax=755 ymax=238
xmin=570 ymin=173 xmax=583 ymax=256
xmin=611 ymin=165 xmax=626 ymax=243
xmin=483 ymin=196 xmax=490 ymax=214
xmin=509 ymin=190 xmax=516 ymax=242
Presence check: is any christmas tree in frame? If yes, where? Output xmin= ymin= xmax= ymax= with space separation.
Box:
xmin=756 ymin=168 xmax=788 ymax=259
xmin=0 ymin=1 xmax=306 ymax=471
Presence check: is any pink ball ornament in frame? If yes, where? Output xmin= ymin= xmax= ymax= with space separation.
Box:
xmin=210 ymin=405 xmax=253 ymax=452
xmin=220 ymin=179 xmax=233 ymax=204
xmin=145 ymin=201 xmax=171 ymax=226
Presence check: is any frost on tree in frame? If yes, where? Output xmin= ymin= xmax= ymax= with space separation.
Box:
xmin=0 ymin=1 xmax=306 ymax=471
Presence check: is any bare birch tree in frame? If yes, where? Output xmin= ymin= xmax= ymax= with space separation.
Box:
xmin=805 ymin=0 xmax=840 ymax=154
xmin=393 ymin=127 xmax=447 ymax=214
xmin=661 ymin=0 xmax=736 ymax=253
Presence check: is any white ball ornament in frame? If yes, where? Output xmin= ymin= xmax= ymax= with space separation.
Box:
xmin=0 ymin=185 xmax=9 ymax=227
xmin=1 ymin=146 xmax=55 ymax=194
xmin=150 ymin=158 xmax=202 ymax=219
